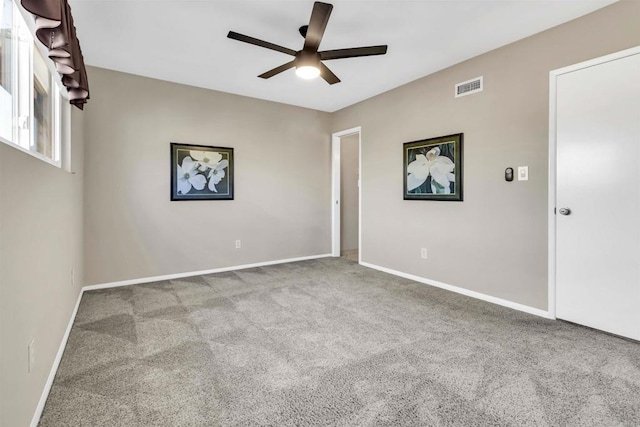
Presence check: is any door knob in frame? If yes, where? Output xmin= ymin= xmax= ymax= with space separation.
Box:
xmin=559 ymin=208 xmax=571 ymax=216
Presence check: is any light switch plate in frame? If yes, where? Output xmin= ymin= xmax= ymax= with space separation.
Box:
xmin=518 ymin=166 xmax=529 ymax=181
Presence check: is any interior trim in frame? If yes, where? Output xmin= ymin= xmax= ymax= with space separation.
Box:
xmin=30 ymin=252 xmax=332 ymax=425
xmin=30 ymin=291 xmax=83 ymax=427
xmin=84 ymin=254 xmax=333 ymax=291
xmin=331 ymin=126 xmax=362 ymax=260
xmin=547 ymin=45 xmax=640 ymax=320
xmin=360 ymin=261 xmax=554 ymax=319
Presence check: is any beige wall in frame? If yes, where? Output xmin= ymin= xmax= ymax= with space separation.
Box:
xmin=340 ymin=134 xmax=359 ymax=252
xmin=0 ymin=107 xmax=85 ymax=426
xmin=83 ymin=67 xmax=332 ymax=286
xmin=331 ymin=0 xmax=640 ymax=310
xmin=2 ymin=3 xmax=638 ymax=424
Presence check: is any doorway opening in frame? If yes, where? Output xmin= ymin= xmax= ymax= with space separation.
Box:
xmin=331 ymin=127 xmax=361 ymax=263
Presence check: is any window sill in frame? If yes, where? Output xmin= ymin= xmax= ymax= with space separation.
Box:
xmin=0 ymin=136 xmax=61 ymax=169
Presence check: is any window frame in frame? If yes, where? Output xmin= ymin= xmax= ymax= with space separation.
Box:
xmin=0 ymin=0 xmax=64 ymax=168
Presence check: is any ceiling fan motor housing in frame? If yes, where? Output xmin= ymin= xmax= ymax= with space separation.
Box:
xmin=296 ymin=50 xmax=321 ymax=68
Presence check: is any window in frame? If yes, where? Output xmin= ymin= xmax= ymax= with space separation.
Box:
xmin=0 ymin=0 xmax=13 ymax=142
xmin=0 ymin=1 xmax=62 ymax=167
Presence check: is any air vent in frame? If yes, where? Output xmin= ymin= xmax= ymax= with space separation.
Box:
xmin=455 ymin=76 xmax=483 ymax=98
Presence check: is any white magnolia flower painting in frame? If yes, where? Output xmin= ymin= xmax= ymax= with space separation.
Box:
xmin=171 ymin=143 xmax=234 ymax=200
xmin=403 ymin=134 xmax=463 ymax=201
xmin=177 ymin=156 xmax=207 ymax=194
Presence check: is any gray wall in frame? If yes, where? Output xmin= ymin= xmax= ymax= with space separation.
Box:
xmin=83 ymin=68 xmax=332 ymax=286
xmin=331 ymin=0 xmax=640 ymax=310
xmin=0 ymin=108 xmax=85 ymax=426
xmin=340 ymin=134 xmax=359 ymax=252
xmin=3 ymin=3 xmax=639 ymax=424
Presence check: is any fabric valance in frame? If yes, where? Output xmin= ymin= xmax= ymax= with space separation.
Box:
xmin=21 ymin=0 xmax=89 ymax=109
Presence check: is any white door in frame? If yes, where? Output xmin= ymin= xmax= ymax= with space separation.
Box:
xmin=555 ymin=52 xmax=640 ymax=340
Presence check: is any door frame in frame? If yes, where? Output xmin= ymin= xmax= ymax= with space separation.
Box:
xmin=548 ymin=45 xmax=640 ymax=319
xmin=331 ymin=126 xmax=362 ymax=261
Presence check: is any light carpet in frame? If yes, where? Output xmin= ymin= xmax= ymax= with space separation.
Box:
xmin=39 ymin=258 xmax=640 ymax=426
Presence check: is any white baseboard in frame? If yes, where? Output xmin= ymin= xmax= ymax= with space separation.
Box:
xmin=30 ymin=253 xmax=332 ymax=425
xmin=30 ymin=289 xmax=84 ymax=427
xmin=84 ymin=253 xmax=333 ymax=291
xmin=360 ymin=261 xmax=554 ymax=319
xmin=34 ymin=254 xmax=548 ymax=425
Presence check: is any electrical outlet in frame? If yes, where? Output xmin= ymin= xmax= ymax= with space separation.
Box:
xmin=28 ymin=340 xmax=35 ymax=373
xmin=235 ymin=240 xmax=241 ymax=249
xmin=420 ymin=248 xmax=428 ymax=259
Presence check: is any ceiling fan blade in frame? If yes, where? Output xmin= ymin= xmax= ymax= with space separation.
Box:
xmin=320 ymin=45 xmax=388 ymax=60
xmin=258 ymin=61 xmax=296 ymax=79
xmin=227 ymin=31 xmax=297 ymax=56
xmin=303 ymin=2 xmax=333 ymax=52
xmin=319 ymin=63 xmax=340 ymax=85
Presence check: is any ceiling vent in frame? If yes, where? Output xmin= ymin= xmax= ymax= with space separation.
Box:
xmin=455 ymin=76 xmax=483 ymax=98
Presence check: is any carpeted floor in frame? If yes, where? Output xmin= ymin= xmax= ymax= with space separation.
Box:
xmin=39 ymin=258 xmax=640 ymax=426
xmin=341 ymin=250 xmax=359 ymax=262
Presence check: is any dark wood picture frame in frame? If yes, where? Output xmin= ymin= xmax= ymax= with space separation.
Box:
xmin=170 ymin=142 xmax=234 ymax=201
xmin=403 ymin=133 xmax=463 ymax=201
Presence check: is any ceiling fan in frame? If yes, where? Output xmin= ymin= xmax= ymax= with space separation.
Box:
xmin=227 ymin=1 xmax=388 ymax=85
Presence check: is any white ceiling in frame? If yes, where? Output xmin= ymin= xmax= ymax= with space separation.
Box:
xmin=68 ymin=0 xmax=616 ymax=112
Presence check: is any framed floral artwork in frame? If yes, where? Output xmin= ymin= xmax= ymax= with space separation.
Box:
xmin=403 ymin=133 xmax=463 ymax=201
xmin=170 ymin=143 xmax=234 ymax=201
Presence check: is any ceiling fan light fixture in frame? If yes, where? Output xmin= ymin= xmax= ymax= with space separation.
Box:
xmin=296 ymin=65 xmax=320 ymax=79
xmin=295 ymin=50 xmax=321 ymax=80
xmin=227 ymin=2 xmax=387 ymax=85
